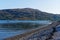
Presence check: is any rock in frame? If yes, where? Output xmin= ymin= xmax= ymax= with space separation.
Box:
xmin=52 ymin=31 xmax=60 ymax=40
xmin=55 ymin=25 xmax=60 ymax=32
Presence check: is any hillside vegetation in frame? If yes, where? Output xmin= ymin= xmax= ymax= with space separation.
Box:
xmin=0 ymin=8 xmax=60 ymax=21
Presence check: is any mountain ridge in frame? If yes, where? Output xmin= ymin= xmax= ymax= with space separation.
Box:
xmin=0 ymin=8 xmax=60 ymax=21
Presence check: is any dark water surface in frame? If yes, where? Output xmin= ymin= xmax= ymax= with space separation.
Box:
xmin=0 ymin=20 xmax=52 ymax=40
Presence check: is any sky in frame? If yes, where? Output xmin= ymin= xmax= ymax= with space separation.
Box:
xmin=0 ymin=0 xmax=60 ymax=14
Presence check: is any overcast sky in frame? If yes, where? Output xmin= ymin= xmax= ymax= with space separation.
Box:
xmin=0 ymin=0 xmax=60 ymax=14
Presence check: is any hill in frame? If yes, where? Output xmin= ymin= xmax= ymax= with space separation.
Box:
xmin=0 ymin=8 xmax=60 ymax=21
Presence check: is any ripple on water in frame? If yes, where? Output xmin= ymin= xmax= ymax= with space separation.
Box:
xmin=0 ymin=29 xmax=29 ymax=40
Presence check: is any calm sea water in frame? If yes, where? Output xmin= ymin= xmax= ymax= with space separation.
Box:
xmin=0 ymin=20 xmax=52 ymax=40
xmin=0 ymin=20 xmax=52 ymax=24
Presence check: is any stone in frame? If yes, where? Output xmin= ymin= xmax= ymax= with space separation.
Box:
xmin=55 ymin=25 xmax=60 ymax=32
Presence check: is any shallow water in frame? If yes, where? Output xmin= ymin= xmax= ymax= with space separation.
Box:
xmin=0 ymin=29 xmax=30 ymax=40
xmin=0 ymin=20 xmax=52 ymax=40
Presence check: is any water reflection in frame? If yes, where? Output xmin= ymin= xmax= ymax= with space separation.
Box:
xmin=0 ymin=20 xmax=51 ymax=30
xmin=0 ymin=20 xmax=51 ymax=40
